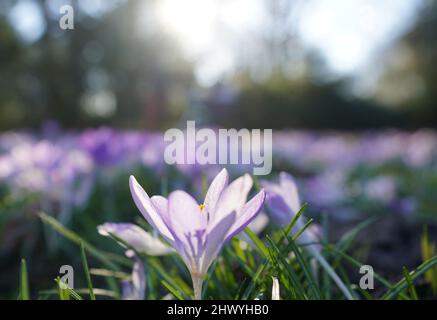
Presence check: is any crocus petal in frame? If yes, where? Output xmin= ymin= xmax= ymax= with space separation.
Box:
xmin=260 ymin=180 xmax=282 ymax=196
xmin=204 ymin=168 xmax=228 ymax=215
xmin=167 ymin=190 xmax=207 ymax=260
xmin=151 ymin=195 xmax=169 ymax=219
xmin=264 ymin=193 xmax=294 ymax=226
xmin=129 ymin=176 xmax=174 ymax=242
xmin=131 ymin=259 xmax=146 ymax=300
xmin=200 ymin=212 xmax=236 ymax=275
xmin=225 ymin=189 xmax=266 ymax=240
xmin=98 ymin=223 xmax=173 ymax=256
xmin=279 ymin=172 xmax=301 ymax=213
xmin=263 ymin=172 xmax=319 ymax=249
xmin=211 ymin=174 xmax=253 ymax=225
xmin=168 ymin=190 xmax=206 ymax=232
xmin=122 ymin=257 xmax=146 ymax=300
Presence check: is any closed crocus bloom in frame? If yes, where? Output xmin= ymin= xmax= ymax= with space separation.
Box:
xmin=129 ymin=168 xmax=265 ymax=299
xmin=262 ymin=172 xmax=354 ymax=300
xmin=98 ymin=223 xmax=173 ymax=256
xmin=261 ymin=172 xmax=318 ymax=246
xmin=121 ymin=253 xmax=146 ymax=300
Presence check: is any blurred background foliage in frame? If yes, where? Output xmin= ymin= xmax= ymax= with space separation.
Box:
xmin=0 ymin=0 xmax=436 ymax=131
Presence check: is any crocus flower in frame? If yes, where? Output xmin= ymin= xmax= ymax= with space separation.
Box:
xmin=98 ymin=223 xmax=172 ymax=256
xmin=121 ymin=252 xmax=146 ymax=300
xmin=261 ymin=172 xmax=354 ymax=300
xmin=129 ymin=168 xmax=265 ymax=299
xmin=261 ymin=172 xmax=319 ymax=246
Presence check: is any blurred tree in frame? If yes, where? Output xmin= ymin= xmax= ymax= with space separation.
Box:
xmin=0 ymin=0 xmax=194 ymax=130
xmin=1 ymin=0 xmax=436 ymax=131
xmin=0 ymin=18 xmax=25 ymax=129
xmin=372 ymin=1 xmax=437 ymax=128
xmin=217 ymin=71 xmax=404 ymax=130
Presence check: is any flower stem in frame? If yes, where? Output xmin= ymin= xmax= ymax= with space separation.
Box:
xmin=192 ymin=275 xmax=203 ymax=300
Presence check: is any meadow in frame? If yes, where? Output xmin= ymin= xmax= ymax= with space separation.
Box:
xmin=1 ymin=127 xmax=436 ymax=300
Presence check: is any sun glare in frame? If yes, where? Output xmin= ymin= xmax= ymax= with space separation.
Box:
xmin=156 ymin=0 xmax=218 ymax=56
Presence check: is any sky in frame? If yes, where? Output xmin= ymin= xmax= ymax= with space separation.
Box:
xmin=154 ymin=0 xmax=425 ymax=85
xmin=296 ymin=0 xmax=425 ymax=74
xmin=6 ymin=0 xmax=426 ymax=86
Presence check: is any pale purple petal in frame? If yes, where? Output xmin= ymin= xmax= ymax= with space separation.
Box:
xmin=167 ymin=190 xmax=207 ymax=261
xmin=204 ymin=168 xmax=228 ymax=215
xmin=264 ymin=193 xmax=293 ymax=226
xmin=151 ymin=195 xmax=169 ymax=219
xmin=122 ymin=258 xmax=146 ymax=300
xmin=225 ymin=189 xmax=266 ymax=240
xmin=98 ymin=223 xmax=172 ymax=256
xmin=211 ymin=174 xmax=253 ymax=225
xmin=260 ymin=180 xmax=282 ymax=195
xmin=129 ymin=176 xmax=174 ymax=242
xmin=200 ymin=212 xmax=236 ymax=275
xmin=168 ymin=190 xmax=206 ymax=232
xmin=279 ymin=172 xmax=301 ymax=213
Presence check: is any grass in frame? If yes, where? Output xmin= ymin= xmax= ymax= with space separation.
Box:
xmin=80 ymin=242 xmax=96 ymax=300
xmin=19 ymin=259 xmax=29 ymax=300
xmin=25 ymin=206 xmax=436 ymax=300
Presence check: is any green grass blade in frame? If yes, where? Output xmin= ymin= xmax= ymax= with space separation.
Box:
xmin=39 ymin=212 xmax=122 ymax=298
xmin=54 ymin=277 xmax=83 ymax=300
xmin=292 ymin=218 xmax=314 ymax=242
xmin=282 ymin=203 xmax=308 ymax=241
xmin=383 ymin=255 xmax=437 ymax=299
xmin=332 ymin=217 xmax=377 ymax=268
xmin=402 ymin=267 xmax=418 ymax=300
xmin=39 ymin=212 xmax=121 ymax=271
xmin=283 ymin=237 xmax=322 ymax=299
xmin=266 ymin=236 xmax=308 ymax=299
xmin=55 ymin=277 xmax=69 ymax=300
xmin=161 ymin=281 xmax=184 ymax=300
xmin=244 ymin=228 xmax=270 ymax=259
xmin=81 ymin=241 xmax=96 ymax=300
xmin=325 ymin=244 xmax=409 ymax=300
xmin=148 ymin=258 xmax=191 ymax=298
xmin=20 ymin=259 xmax=30 ymax=300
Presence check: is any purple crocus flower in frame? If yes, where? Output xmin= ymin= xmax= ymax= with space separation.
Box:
xmin=261 ymin=172 xmax=354 ymax=300
xmin=261 ymin=172 xmax=320 ymax=246
xmin=129 ymin=168 xmax=265 ymax=299
xmin=121 ymin=252 xmax=146 ymax=300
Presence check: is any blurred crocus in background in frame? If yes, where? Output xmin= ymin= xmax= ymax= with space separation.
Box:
xmin=129 ymin=168 xmax=265 ymax=299
xmin=261 ymin=172 xmax=320 ymax=246
xmin=262 ymin=172 xmax=353 ymax=300
xmin=121 ymin=252 xmax=146 ymax=300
